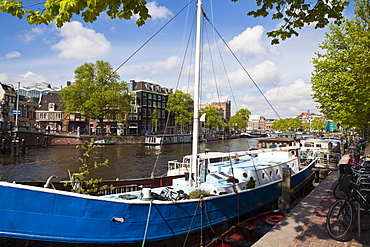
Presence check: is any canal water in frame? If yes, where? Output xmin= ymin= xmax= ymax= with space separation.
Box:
xmin=0 ymin=138 xmax=259 ymax=182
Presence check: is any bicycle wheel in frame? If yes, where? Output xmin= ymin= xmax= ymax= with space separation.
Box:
xmin=326 ymin=199 xmax=355 ymax=240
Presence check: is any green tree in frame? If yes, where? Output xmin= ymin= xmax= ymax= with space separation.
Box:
xmin=200 ymin=106 xmax=225 ymax=132
xmin=272 ymin=119 xmax=287 ymax=131
xmin=166 ymin=90 xmax=193 ymax=133
xmin=0 ymin=0 xmax=349 ymax=43
xmin=311 ymin=0 xmax=370 ymax=132
xmin=151 ymin=107 xmax=159 ymax=132
xmin=287 ymin=118 xmax=303 ymax=132
xmin=60 ymin=60 xmax=133 ymax=126
xmin=272 ymin=118 xmax=302 ymax=132
xmin=65 ymin=139 xmax=113 ymax=195
xmin=228 ymin=108 xmax=251 ymax=131
xmin=311 ymin=117 xmax=327 ymax=132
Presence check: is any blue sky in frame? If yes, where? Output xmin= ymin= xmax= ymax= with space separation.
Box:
xmin=0 ymin=1 xmax=355 ymax=118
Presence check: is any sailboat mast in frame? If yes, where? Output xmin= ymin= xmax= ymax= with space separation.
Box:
xmin=191 ymin=0 xmax=202 ymax=187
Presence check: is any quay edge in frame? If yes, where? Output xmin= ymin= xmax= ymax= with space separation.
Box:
xmin=12 ymin=130 xmax=146 ymax=147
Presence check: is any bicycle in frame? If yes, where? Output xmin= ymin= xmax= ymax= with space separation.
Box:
xmin=326 ymin=164 xmax=370 ymax=240
xmin=333 ymin=161 xmax=363 ymax=199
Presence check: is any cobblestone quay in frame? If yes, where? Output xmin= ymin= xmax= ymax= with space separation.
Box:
xmin=255 ymin=153 xmax=370 ymax=247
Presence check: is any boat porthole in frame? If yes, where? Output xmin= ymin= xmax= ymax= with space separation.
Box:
xmin=112 ymin=217 xmax=125 ymax=223
xmin=243 ymin=172 xmax=248 ymax=178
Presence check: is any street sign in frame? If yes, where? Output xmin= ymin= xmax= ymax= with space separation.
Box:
xmin=11 ymin=110 xmax=21 ymax=115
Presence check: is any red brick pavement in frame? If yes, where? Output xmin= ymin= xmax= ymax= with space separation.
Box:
xmin=289 ymin=179 xmax=370 ymax=247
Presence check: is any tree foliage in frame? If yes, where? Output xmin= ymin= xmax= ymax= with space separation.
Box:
xmin=0 ymin=0 xmax=349 ymax=43
xmin=272 ymin=118 xmax=302 ymax=131
xmin=166 ymin=90 xmax=193 ymax=127
xmin=0 ymin=0 xmax=150 ymax=28
xmin=311 ymin=117 xmax=327 ymax=131
xmin=151 ymin=107 xmax=159 ymax=132
xmin=245 ymin=0 xmax=349 ymax=44
xmin=228 ymin=108 xmax=251 ymax=131
xmin=60 ymin=60 xmax=133 ymax=123
xmin=311 ymin=0 xmax=370 ymax=132
xmin=65 ymin=139 xmax=112 ymax=195
xmin=200 ymin=106 xmax=225 ymax=131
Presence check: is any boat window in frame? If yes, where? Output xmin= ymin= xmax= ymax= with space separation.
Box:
xmin=270 ymin=143 xmax=276 ymax=148
xmin=261 ymin=142 xmax=267 ymax=148
xmin=243 ymin=173 xmax=248 ymax=178
xmin=210 ymin=158 xmax=222 ymax=163
xmin=276 ymin=169 xmax=279 ymax=175
xmin=316 ymin=144 xmax=322 ymax=148
xmin=269 ymin=171 xmax=272 ymax=177
xmin=280 ymin=143 xmax=286 ymax=147
xmin=262 ymin=173 xmax=265 ymax=179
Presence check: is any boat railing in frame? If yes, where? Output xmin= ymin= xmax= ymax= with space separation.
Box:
xmin=97 ymin=184 xmax=139 ymax=195
xmin=167 ymin=160 xmax=189 ymax=170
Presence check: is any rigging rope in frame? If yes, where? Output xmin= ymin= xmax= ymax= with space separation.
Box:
xmin=202 ymin=14 xmax=283 ymax=121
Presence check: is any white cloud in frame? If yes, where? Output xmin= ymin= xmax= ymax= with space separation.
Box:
xmin=228 ymin=60 xmax=281 ymax=90
xmin=0 ymin=72 xmax=9 ymax=82
xmin=6 ymin=51 xmax=21 ymax=59
xmin=51 ymin=21 xmax=111 ymax=59
xmin=264 ymin=79 xmax=313 ymax=102
xmin=150 ymin=56 xmax=180 ymax=74
xmin=18 ymin=71 xmax=47 ymax=87
xmin=231 ymin=79 xmax=319 ymax=118
xmin=147 ymin=2 xmax=173 ymax=20
xmin=20 ymin=27 xmax=47 ymax=43
xmin=228 ymin=26 xmax=267 ymax=56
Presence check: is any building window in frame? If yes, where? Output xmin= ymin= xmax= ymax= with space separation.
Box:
xmin=40 ymin=113 xmax=47 ymax=119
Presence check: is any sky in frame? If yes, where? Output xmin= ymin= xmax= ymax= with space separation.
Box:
xmin=0 ymin=0 xmax=355 ymax=119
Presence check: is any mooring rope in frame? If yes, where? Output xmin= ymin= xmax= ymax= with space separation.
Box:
xmin=142 ymin=199 xmax=153 ymax=247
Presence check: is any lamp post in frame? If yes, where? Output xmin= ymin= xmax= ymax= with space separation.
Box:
xmin=15 ymin=82 xmax=20 ymax=130
xmin=0 ymin=100 xmax=5 ymax=132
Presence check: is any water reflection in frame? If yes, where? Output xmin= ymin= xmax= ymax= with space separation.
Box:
xmin=0 ymin=138 xmax=258 ymax=182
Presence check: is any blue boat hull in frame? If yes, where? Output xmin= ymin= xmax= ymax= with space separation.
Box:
xmin=0 ymin=163 xmax=314 ymax=244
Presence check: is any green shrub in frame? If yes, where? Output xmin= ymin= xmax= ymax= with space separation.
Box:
xmin=246 ymin=177 xmax=256 ymax=189
xmin=189 ymin=189 xmax=211 ymax=199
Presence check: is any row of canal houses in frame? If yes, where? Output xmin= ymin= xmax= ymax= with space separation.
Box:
xmin=1 ymin=81 xmax=325 ymax=137
xmin=0 ymin=81 xmax=233 ymax=136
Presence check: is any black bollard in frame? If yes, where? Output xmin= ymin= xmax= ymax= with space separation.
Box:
xmin=279 ymin=167 xmax=291 ymax=213
xmin=21 ymin=139 xmax=26 ymax=155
